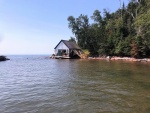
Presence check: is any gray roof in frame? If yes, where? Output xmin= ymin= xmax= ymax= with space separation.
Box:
xmin=54 ymin=40 xmax=81 ymax=49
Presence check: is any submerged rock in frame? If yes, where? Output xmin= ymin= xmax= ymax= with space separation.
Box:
xmin=0 ymin=56 xmax=10 ymax=61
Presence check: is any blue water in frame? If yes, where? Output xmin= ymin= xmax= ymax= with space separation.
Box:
xmin=0 ymin=55 xmax=150 ymax=113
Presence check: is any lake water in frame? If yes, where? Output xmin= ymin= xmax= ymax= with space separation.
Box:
xmin=0 ymin=55 xmax=150 ymax=113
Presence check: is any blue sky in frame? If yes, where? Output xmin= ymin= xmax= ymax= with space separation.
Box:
xmin=0 ymin=0 xmax=129 ymax=55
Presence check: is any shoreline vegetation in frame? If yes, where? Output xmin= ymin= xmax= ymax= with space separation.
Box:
xmin=67 ymin=0 xmax=150 ymax=59
xmin=80 ymin=50 xmax=150 ymax=63
xmin=0 ymin=56 xmax=10 ymax=61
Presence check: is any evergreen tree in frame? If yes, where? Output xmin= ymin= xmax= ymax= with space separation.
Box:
xmin=67 ymin=0 xmax=150 ymax=58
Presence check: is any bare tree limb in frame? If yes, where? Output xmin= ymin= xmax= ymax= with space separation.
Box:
xmin=125 ymin=9 xmax=135 ymax=19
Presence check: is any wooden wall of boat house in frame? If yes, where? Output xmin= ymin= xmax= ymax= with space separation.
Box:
xmin=55 ymin=41 xmax=69 ymax=55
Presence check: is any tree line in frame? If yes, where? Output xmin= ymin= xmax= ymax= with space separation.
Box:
xmin=67 ymin=0 xmax=150 ymax=58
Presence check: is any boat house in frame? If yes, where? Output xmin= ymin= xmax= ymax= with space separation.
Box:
xmin=54 ymin=40 xmax=83 ymax=59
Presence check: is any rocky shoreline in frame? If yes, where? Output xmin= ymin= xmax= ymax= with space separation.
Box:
xmin=0 ymin=56 xmax=10 ymax=61
xmin=88 ymin=56 xmax=150 ymax=63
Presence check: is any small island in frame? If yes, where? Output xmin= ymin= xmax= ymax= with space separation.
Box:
xmin=0 ymin=56 xmax=10 ymax=61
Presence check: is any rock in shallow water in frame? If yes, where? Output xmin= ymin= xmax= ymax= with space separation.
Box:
xmin=0 ymin=56 xmax=10 ymax=61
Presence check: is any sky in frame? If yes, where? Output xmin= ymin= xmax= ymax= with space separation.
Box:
xmin=0 ymin=0 xmax=129 ymax=55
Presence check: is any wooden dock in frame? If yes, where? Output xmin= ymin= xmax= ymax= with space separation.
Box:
xmin=55 ymin=56 xmax=70 ymax=59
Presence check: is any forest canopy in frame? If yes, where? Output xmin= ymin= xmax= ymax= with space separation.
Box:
xmin=67 ymin=0 xmax=150 ymax=58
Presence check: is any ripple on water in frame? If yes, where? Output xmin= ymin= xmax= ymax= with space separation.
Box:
xmin=0 ymin=56 xmax=150 ymax=113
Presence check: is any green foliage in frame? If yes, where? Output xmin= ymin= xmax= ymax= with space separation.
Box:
xmin=68 ymin=14 xmax=89 ymax=49
xmin=68 ymin=37 xmax=76 ymax=43
xmin=67 ymin=0 xmax=150 ymax=58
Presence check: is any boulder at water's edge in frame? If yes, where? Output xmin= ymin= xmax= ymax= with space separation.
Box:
xmin=0 ymin=56 xmax=10 ymax=61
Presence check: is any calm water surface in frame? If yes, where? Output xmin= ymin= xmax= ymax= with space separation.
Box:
xmin=0 ymin=55 xmax=150 ymax=113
